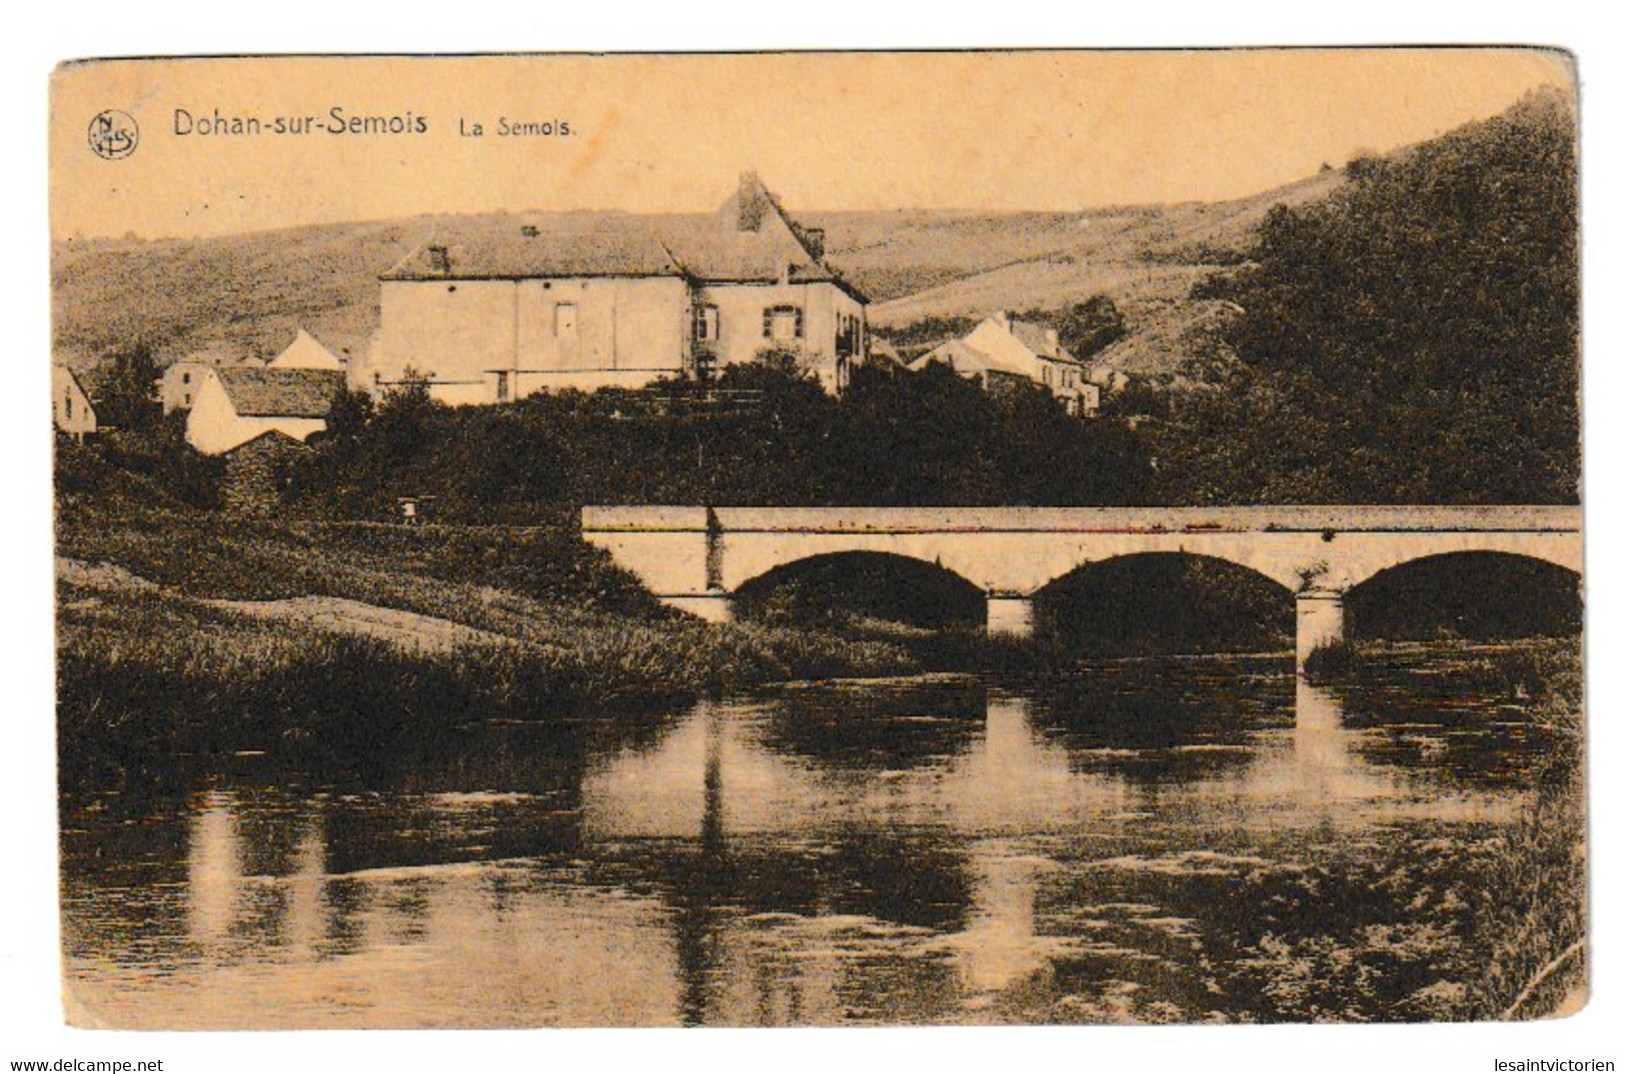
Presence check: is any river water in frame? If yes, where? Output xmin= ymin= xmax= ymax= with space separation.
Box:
xmin=59 ymin=648 xmax=1577 ymax=1027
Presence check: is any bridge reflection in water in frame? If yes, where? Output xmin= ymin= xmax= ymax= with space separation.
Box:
xmin=101 ymin=679 xmax=1520 ymax=1027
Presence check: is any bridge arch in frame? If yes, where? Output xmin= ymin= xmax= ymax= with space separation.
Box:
xmin=1327 ymin=533 xmax=1584 ymax=592
xmin=731 ymin=550 xmax=987 ymax=630
xmin=1341 ymin=550 xmax=1581 ymax=641
xmin=1030 ymin=551 xmax=1296 ymax=656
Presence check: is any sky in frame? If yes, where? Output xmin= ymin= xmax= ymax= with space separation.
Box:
xmin=50 ymin=49 xmax=1573 ymax=241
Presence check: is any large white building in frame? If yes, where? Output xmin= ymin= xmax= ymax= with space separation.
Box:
xmin=359 ymin=173 xmax=869 ymax=403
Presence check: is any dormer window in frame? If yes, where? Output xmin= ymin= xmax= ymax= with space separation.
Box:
xmin=763 ymin=305 xmax=803 ymax=342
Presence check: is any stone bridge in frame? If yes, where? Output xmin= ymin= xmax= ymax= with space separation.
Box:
xmin=581 ymin=506 xmax=1583 ymax=666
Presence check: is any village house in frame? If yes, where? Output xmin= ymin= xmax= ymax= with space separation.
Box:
xmin=163 ymin=331 xmax=342 ymax=414
xmin=52 ymin=365 xmax=110 ymax=440
xmin=184 ymin=330 xmax=347 ymax=455
xmin=186 ymin=365 xmax=344 ymax=456
xmin=359 ymin=173 xmax=868 ymax=403
xmin=909 ymin=311 xmax=1102 ymax=416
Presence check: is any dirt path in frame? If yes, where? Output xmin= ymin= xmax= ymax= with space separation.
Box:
xmin=57 ymin=556 xmax=512 ymax=654
xmin=201 ymin=596 xmax=515 ymax=654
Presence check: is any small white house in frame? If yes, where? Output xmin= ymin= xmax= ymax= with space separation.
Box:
xmin=186 ymin=366 xmax=345 ymax=456
xmin=52 ymin=365 xmax=104 ymax=439
xmin=159 ymin=360 xmax=225 ymax=414
xmin=910 ymin=311 xmax=1100 ymax=415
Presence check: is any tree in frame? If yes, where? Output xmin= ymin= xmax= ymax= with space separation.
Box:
xmin=98 ymin=343 xmax=162 ymax=431
xmin=1058 ymin=295 xmax=1127 ymax=359
xmin=1156 ymin=89 xmax=1578 ymax=505
xmin=371 ymin=370 xmax=441 ymax=461
xmin=325 ymin=386 xmax=375 ymax=441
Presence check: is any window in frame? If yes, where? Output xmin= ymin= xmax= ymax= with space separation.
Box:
xmin=837 ymin=312 xmax=863 ymax=358
xmin=494 ymin=371 xmax=511 ymax=402
xmin=554 ymin=302 xmax=578 ymax=338
xmin=693 ymin=304 xmax=720 ymax=343
xmin=181 ymin=371 xmax=191 ymax=385
xmin=64 ymin=392 xmax=72 ymax=420
xmin=763 ymin=305 xmax=803 ymax=342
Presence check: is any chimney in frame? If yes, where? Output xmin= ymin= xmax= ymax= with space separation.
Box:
xmin=803 ymin=227 xmax=825 ymax=260
xmin=737 ymin=170 xmax=766 ymax=232
xmin=427 ymin=245 xmax=451 ymax=275
xmin=1046 ymin=328 xmax=1059 ymax=350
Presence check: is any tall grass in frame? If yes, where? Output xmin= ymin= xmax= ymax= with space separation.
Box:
xmin=1301 ymin=636 xmax=1585 ymax=1019
xmin=1461 ymin=649 xmax=1585 ymax=1020
xmin=56 ymin=496 xmax=920 ymax=793
xmin=58 ymin=578 xmax=918 ymax=794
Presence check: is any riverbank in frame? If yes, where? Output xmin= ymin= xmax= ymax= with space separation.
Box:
xmin=1304 ymin=636 xmax=1585 ymax=1019
xmin=55 ymin=500 xmax=922 ymax=792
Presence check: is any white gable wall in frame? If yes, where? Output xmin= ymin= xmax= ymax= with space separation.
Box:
xmin=52 ymin=367 xmax=98 ymax=436
xmin=185 ymin=372 xmax=328 ymax=456
xmin=269 ymin=330 xmax=345 ymax=371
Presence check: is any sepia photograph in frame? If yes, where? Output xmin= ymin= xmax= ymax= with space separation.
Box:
xmin=44 ymin=47 xmax=1586 ymax=1036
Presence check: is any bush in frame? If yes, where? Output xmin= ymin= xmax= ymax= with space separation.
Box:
xmin=1302 ymin=639 xmax=1361 ymax=680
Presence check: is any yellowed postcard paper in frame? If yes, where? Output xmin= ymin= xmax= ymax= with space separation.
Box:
xmin=52 ymin=50 xmax=1582 ymax=1027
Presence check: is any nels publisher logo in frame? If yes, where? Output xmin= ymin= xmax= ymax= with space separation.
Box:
xmin=88 ymin=109 xmax=139 ymax=160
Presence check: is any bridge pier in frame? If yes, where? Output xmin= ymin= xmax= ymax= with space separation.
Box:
xmin=986 ymin=595 xmax=1035 ymax=638
xmin=661 ymin=594 xmax=734 ymax=623
xmin=1295 ymin=589 xmax=1346 ymax=671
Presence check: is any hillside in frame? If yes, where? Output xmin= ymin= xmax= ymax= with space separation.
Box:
xmin=51 ymin=169 xmax=1343 ymax=379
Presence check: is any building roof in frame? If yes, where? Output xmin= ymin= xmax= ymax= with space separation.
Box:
xmin=909 ymin=339 xmax=1034 ymax=379
xmin=222 ymin=428 xmax=311 ymax=456
xmin=60 ymin=364 xmax=116 ymax=402
xmin=383 ymin=226 xmax=683 ymax=281
xmin=381 ymin=173 xmax=864 ymax=301
xmin=213 ymin=367 xmax=345 ymax=418
xmin=1005 ymin=318 xmax=1081 ymax=365
xmin=268 ymin=329 xmax=345 ymax=370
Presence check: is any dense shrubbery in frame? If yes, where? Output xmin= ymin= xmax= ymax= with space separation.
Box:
xmin=1145 ymin=89 xmax=1579 ymax=505
xmin=289 ymin=358 xmax=1155 ymax=519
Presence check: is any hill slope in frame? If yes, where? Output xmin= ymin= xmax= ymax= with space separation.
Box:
xmin=51 ymin=170 xmax=1342 ymax=377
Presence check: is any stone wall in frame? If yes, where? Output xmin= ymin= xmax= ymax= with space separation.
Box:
xmin=221 ymin=433 xmax=307 ymax=518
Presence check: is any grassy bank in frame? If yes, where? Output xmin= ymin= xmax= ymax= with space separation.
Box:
xmin=56 ymin=494 xmax=919 ymax=790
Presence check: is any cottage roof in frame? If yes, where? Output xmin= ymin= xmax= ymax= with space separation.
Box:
xmin=909 ymin=339 xmax=1033 ymax=379
xmin=222 ymin=428 xmax=310 ymax=456
xmin=65 ymin=364 xmax=117 ymax=402
xmin=213 ymin=367 xmax=344 ymax=418
xmin=1006 ymin=319 xmax=1081 ymax=365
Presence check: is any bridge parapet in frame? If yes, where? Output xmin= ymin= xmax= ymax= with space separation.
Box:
xmin=582 ymin=505 xmax=1582 ymax=670
xmin=585 ymin=504 xmax=1581 ymax=535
